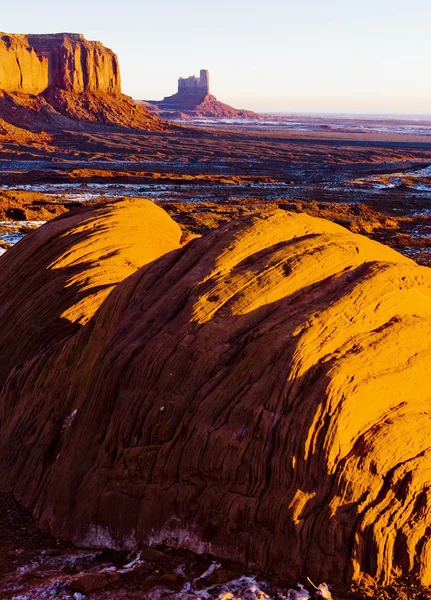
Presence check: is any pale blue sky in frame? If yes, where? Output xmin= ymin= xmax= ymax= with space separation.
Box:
xmin=3 ymin=0 xmax=431 ymax=113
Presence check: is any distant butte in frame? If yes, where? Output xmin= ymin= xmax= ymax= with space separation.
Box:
xmin=142 ymin=69 xmax=259 ymax=120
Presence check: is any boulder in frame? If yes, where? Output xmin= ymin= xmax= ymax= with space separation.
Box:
xmin=2 ymin=210 xmax=431 ymax=586
xmin=0 ymin=198 xmax=181 ymax=387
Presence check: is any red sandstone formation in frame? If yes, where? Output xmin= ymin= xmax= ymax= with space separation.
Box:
xmin=28 ymin=33 xmax=121 ymax=94
xmin=0 ymin=198 xmax=181 ymax=388
xmin=0 ymin=33 xmax=120 ymax=94
xmin=0 ymin=32 xmax=166 ymax=132
xmin=143 ymin=68 xmax=259 ymax=120
xmin=1 ymin=206 xmax=431 ymax=587
xmin=0 ymin=34 xmax=47 ymax=95
xmin=161 ymin=69 xmax=211 ymax=109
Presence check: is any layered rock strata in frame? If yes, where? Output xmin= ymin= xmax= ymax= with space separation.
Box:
xmin=1 ymin=209 xmax=431 ymax=586
xmin=0 ymin=33 xmax=120 ymax=94
xmin=0 ymin=33 xmax=165 ymax=131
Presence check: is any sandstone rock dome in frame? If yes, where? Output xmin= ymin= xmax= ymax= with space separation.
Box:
xmin=1 ymin=208 xmax=431 ymax=587
xmin=0 ymin=198 xmax=181 ymax=387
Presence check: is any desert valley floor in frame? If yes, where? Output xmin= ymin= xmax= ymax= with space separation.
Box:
xmin=3 ymin=116 xmax=431 ymax=264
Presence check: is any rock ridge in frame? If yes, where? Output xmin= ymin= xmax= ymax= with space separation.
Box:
xmin=0 ymin=198 xmax=181 ymax=389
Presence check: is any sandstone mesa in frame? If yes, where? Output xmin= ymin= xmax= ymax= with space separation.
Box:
xmin=0 ymin=32 xmax=166 ymax=132
xmin=0 ymin=203 xmax=431 ymax=587
xmin=0 ymin=32 xmax=120 ymax=94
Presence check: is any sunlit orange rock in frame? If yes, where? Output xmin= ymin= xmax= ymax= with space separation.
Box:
xmin=0 ymin=33 xmax=166 ymax=131
xmin=0 ymin=198 xmax=181 ymax=387
xmin=2 ymin=210 xmax=431 ymax=586
xmin=0 ymin=34 xmax=48 ymax=94
xmin=0 ymin=33 xmax=120 ymax=94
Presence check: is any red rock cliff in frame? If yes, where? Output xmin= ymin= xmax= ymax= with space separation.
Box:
xmin=0 ymin=32 xmax=121 ymax=94
xmin=0 ymin=33 xmax=166 ymax=131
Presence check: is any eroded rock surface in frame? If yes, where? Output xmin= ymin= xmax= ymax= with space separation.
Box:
xmin=1 ymin=210 xmax=431 ymax=587
xmin=143 ymin=68 xmax=258 ymax=119
xmin=0 ymin=32 xmax=166 ymax=131
xmin=0 ymin=32 xmax=120 ymax=94
xmin=0 ymin=198 xmax=181 ymax=387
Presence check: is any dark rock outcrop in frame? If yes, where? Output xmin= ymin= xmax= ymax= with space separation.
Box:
xmin=1 ymin=209 xmax=431 ymax=586
xmin=143 ymin=69 xmax=259 ymax=120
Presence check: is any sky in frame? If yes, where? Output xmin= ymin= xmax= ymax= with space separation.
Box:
xmin=3 ymin=0 xmax=431 ymax=114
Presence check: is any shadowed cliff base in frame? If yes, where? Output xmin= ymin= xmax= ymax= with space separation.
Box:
xmin=1 ymin=496 xmax=430 ymax=600
xmin=1 ymin=203 xmax=431 ymax=593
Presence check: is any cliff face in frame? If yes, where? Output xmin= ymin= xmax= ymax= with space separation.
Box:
xmin=2 ymin=208 xmax=431 ymax=586
xmin=177 ymin=69 xmax=209 ymax=96
xmin=0 ymin=34 xmax=48 ymax=94
xmin=0 ymin=33 xmax=167 ymax=132
xmin=0 ymin=33 xmax=120 ymax=94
